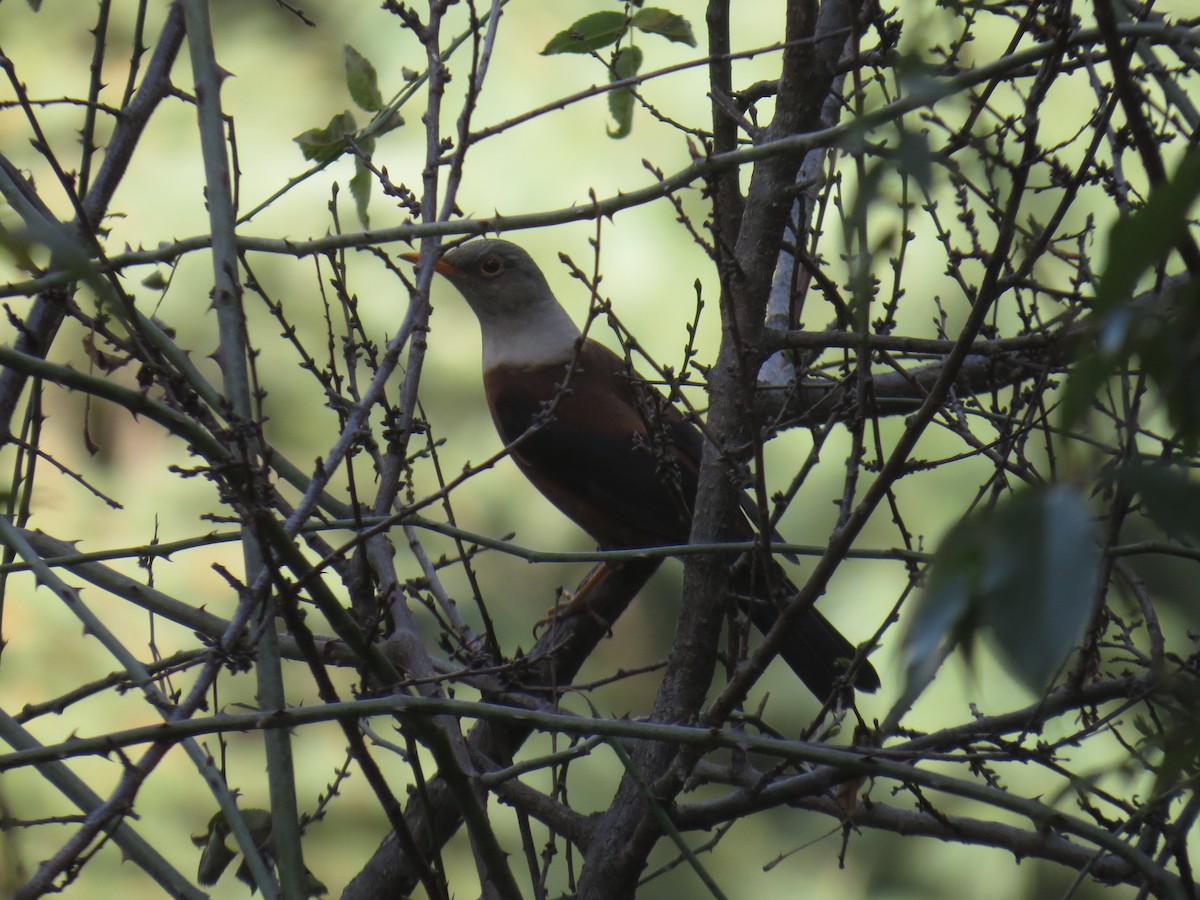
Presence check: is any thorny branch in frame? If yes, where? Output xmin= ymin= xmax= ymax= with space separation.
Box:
xmin=0 ymin=1 xmax=1198 ymax=898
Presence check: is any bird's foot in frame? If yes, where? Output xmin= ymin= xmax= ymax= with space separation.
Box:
xmin=533 ymin=565 xmax=614 ymax=635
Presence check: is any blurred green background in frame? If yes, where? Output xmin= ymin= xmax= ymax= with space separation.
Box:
xmin=2 ymin=0 xmax=1187 ymax=897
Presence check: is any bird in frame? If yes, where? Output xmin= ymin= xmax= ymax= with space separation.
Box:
xmin=402 ymin=239 xmax=879 ymax=700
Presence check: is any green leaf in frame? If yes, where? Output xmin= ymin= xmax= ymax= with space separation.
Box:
xmin=1136 ymin=287 xmax=1200 ymax=446
xmin=192 ymin=808 xmax=272 ymax=887
xmin=293 ymin=110 xmax=357 ymax=163
xmin=542 ymin=11 xmax=629 ymax=55
xmin=344 ymin=44 xmax=383 ymax=112
xmin=894 ymin=129 xmax=934 ymax=193
xmin=985 ymin=486 xmax=1101 ymax=692
xmin=899 ymin=517 xmax=984 ymax=706
xmin=611 ymin=45 xmax=643 ymax=84
xmin=194 ymin=828 xmax=236 ymax=886
xmin=1096 ymin=146 xmax=1200 ymax=311
xmin=1062 ymin=278 xmax=1200 ymax=446
xmin=0 ymin=219 xmax=41 ymax=274
xmin=607 ymin=46 xmax=643 ymax=139
xmin=1063 ymin=147 xmax=1200 ymax=436
xmin=141 ymin=270 xmax=169 ymax=290
xmin=631 ymin=7 xmax=696 ymax=46
xmin=369 ymin=107 xmax=404 ymax=140
xmin=350 ymin=157 xmax=372 ymax=228
xmin=902 ymin=486 xmax=1100 ymax=698
xmin=1058 ymin=348 xmax=1114 ymax=430
xmin=1113 ymin=460 xmax=1200 ymax=543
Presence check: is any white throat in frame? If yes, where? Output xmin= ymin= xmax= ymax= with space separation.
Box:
xmin=478 ymin=302 xmax=582 ymax=370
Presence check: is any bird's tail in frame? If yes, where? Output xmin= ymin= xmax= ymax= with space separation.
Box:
xmin=736 ymin=572 xmax=880 ymax=700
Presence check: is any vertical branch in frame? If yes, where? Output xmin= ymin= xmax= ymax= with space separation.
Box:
xmin=83 ymin=4 xmax=186 ymax=225
xmin=76 ymin=0 xmax=111 ymax=200
xmin=705 ymin=0 xmax=744 ymax=242
xmin=182 ymin=0 xmax=304 ymax=895
xmin=578 ymin=2 xmax=865 ymax=895
xmin=356 ymin=6 xmax=521 ymax=898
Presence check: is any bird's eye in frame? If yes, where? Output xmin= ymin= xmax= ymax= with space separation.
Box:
xmin=479 ymin=256 xmax=505 ymax=278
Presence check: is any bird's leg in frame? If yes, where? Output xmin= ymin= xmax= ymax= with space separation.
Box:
xmin=534 ymin=563 xmax=615 ymax=634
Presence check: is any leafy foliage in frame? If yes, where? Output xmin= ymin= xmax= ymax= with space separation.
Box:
xmin=293 ymin=44 xmax=402 ymax=225
xmin=1 ymin=1 xmax=1199 ymax=897
xmin=1064 ymin=147 xmax=1200 ymax=445
xmin=902 ymin=487 xmax=1102 ymax=699
xmin=542 ymin=6 xmax=696 ymax=136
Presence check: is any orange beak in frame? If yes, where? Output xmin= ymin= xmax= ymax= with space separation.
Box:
xmin=398 ymin=250 xmax=457 ymax=276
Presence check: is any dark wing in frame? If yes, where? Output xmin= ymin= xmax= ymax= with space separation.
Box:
xmin=486 ymin=343 xmax=700 ymax=548
xmin=484 ymin=342 xmax=880 ymax=696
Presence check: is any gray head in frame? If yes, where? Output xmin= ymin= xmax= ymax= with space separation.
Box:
xmin=420 ymin=239 xmax=582 ymax=368
xmin=432 ymin=240 xmax=554 ymax=321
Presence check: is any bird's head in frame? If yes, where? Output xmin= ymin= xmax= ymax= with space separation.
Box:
xmin=402 ymin=239 xmax=582 ymax=368
xmin=403 ymin=240 xmax=552 ymax=322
